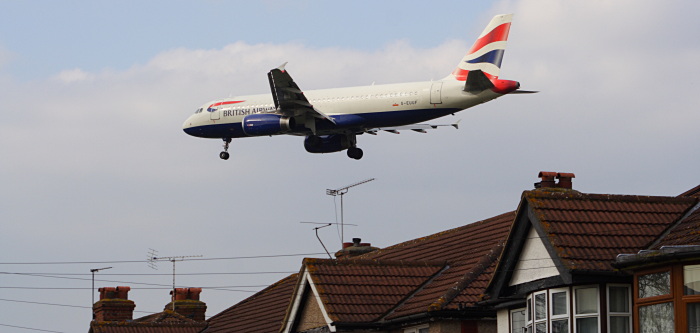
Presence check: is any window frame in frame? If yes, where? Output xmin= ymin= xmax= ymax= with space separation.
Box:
xmin=526 ymin=294 xmax=534 ymax=333
xmin=573 ymin=285 xmax=600 ymax=333
xmin=607 ymin=284 xmax=632 ymax=333
xmin=550 ymin=288 xmax=570 ymax=333
xmin=511 ymin=307 xmax=527 ymax=333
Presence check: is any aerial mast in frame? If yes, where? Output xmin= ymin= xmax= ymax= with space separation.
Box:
xmin=326 ymin=178 xmax=375 ymax=246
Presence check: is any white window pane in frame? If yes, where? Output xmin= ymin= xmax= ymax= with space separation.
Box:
xmin=512 ymin=309 xmax=527 ymax=333
xmin=552 ymin=319 xmax=569 ymax=333
xmin=576 ymin=317 xmax=598 ymax=333
xmin=535 ymin=293 xmax=546 ymax=320
xmin=639 ymin=302 xmax=673 ymax=333
xmin=638 ymin=271 xmax=670 ymax=298
xmin=552 ymin=292 xmax=567 ymax=316
xmin=688 ymin=303 xmax=700 ymax=333
xmin=609 ymin=316 xmax=630 ymax=333
xmin=685 ymin=265 xmax=700 ymax=295
xmin=575 ymin=288 xmax=598 ymax=314
xmin=608 ymin=286 xmax=629 ymax=313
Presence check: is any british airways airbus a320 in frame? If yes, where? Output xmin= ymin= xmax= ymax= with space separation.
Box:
xmin=183 ymin=14 xmax=534 ymax=160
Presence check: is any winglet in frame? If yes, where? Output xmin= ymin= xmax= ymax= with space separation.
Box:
xmin=452 ymin=119 xmax=462 ymax=129
xmin=277 ymin=62 xmax=288 ymax=72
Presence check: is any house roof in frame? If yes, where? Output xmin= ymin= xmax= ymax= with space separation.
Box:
xmin=651 ymin=207 xmax=700 ymax=248
xmin=89 ymin=310 xmax=207 ymax=333
xmin=204 ymin=274 xmax=298 ymax=333
xmin=358 ymin=212 xmax=515 ymax=318
xmin=301 ymin=258 xmax=447 ymax=323
xmin=281 ymin=211 xmax=516 ymax=329
xmin=680 ymin=184 xmax=700 ymax=198
xmin=523 ymin=189 xmax=698 ymax=272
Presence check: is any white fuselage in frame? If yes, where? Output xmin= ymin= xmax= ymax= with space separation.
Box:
xmin=182 ymin=79 xmax=503 ymax=139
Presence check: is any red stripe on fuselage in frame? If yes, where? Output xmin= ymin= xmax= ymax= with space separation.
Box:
xmin=209 ymin=100 xmax=245 ymax=108
xmin=467 ymin=23 xmax=511 ymax=54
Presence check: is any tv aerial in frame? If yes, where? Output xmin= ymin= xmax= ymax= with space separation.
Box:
xmin=326 ymin=178 xmax=375 ymax=246
xmin=147 ymin=249 xmax=202 ymax=311
xmin=90 ymin=266 xmax=112 ymax=318
xmin=300 ymin=222 xmax=358 ymax=259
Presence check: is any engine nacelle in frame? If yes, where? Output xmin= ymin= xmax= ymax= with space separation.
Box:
xmin=242 ymin=114 xmax=295 ymax=136
xmin=304 ymin=135 xmax=352 ymax=153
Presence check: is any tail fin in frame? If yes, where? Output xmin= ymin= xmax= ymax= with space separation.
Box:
xmin=448 ymin=14 xmax=513 ymax=81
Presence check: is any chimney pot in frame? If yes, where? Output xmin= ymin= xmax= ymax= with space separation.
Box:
xmin=335 ymin=237 xmax=379 ymax=259
xmin=537 ymin=171 xmax=557 ymax=188
xmin=556 ymin=172 xmax=575 ymax=189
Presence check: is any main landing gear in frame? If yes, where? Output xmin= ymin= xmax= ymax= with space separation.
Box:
xmin=220 ymin=138 xmax=231 ymax=160
xmin=347 ymin=146 xmax=363 ymax=160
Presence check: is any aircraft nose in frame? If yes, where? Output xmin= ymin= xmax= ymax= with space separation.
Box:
xmin=182 ymin=116 xmax=198 ymax=136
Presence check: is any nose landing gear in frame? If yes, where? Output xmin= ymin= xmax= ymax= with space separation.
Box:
xmin=220 ymin=138 xmax=231 ymax=160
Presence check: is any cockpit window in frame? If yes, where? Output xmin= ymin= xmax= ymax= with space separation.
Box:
xmin=195 ymin=108 xmax=203 ymax=114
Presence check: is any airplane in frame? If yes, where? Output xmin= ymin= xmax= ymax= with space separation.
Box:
xmin=182 ymin=14 xmax=534 ymax=160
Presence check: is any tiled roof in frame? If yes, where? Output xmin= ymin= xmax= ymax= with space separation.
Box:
xmin=303 ymin=258 xmax=446 ymax=323
xmin=359 ymin=212 xmax=515 ymax=318
xmin=524 ymin=190 xmax=698 ymax=271
xmin=204 ymin=274 xmax=298 ymax=333
xmin=291 ymin=211 xmax=513 ymax=321
xmin=680 ymin=184 xmax=700 ymax=198
xmin=653 ymin=207 xmax=700 ymax=248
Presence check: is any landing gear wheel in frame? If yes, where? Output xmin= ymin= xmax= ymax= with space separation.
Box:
xmin=220 ymin=138 xmax=232 ymax=160
xmin=347 ymin=147 xmax=363 ymax=160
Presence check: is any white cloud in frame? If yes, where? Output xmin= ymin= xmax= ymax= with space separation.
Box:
xmin=52 ymin=68 xmax=94 ymax=83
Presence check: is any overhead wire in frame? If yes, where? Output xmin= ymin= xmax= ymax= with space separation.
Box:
xmin=0 ymin=252 xmax=325 ymax=265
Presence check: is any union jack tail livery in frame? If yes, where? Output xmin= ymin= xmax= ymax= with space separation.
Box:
xmin=450 ymin=14 xmax=513 ymax=81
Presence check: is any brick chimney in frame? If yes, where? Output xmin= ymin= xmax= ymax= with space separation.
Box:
xmin=335 ymin=238 xmax=379 ymax=259
xmin=93 ymin=286 xmax=135 ymax=322
xmin=164 ymin=288 xmax=207 ymax=321
xmin=535 ymin=171 xmax=576 ymax=189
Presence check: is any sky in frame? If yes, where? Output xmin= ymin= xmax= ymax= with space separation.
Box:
xmin=1 ymin=1 xmax=699 ymax=332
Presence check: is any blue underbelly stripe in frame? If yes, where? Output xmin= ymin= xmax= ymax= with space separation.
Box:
xmin=184 ymin=108 xmax=462 ymax=139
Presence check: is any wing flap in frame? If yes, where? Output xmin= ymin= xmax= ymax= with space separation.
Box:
xmin=366 ymin=120 xmax=460 ymax=135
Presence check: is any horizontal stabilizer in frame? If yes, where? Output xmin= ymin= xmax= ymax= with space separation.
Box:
xmin=463 ymin=70 xmax=494 ymax=93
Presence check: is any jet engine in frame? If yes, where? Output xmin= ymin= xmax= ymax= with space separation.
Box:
xmin=304 ymin=135 xmax=352 ymax=153
xmin=242 ymin=114 xmax=295 ymax=136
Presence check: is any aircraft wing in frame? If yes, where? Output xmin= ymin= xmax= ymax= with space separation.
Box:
xmin=267 ymin=63 xmax=336 ymax=124
xmin=364 ymin=120 xmax=461 ymax=135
